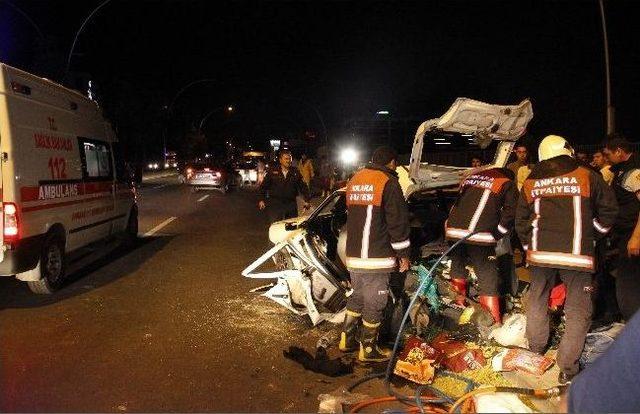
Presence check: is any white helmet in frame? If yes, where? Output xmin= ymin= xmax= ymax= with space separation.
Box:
xmin=538 ymin=135 xmax=574 ymax=161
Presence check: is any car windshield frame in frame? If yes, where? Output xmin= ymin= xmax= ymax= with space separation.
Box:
xmin=303 ymin=189 xmax=346 ymax=225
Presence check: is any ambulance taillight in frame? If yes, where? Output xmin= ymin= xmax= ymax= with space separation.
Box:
xmin=3 ymin=203 xmax=20 ymax=241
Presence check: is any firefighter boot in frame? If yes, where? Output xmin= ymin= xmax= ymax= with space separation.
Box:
xmin=451 ymin=278 xmax=468 ymax=306
xmin=479 ymin=295 xmax=502 ymax=324
xmin=358 ymin=320 xmax=392 ymax=362
xmin=339 ymin=310 xmax=361 ymax=352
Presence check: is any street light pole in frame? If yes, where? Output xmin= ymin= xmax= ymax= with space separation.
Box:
xmin=599 ymin=0 xmax=615 ymax=135
xmin=163 ymin=78 xmax=219 ymax=163
xmin=1 ymin=0 xmax=44 ymax=40
xmin=199 ymin=106 xmax=234 ymax=132
xmin=63 ymin=0 xmax=112 ymax=83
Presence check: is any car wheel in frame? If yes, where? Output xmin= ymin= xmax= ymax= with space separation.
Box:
xmin=191 ymin=186 xmax=198 ymax=193
xmin=220 ymin=185 xmax=228 ymax=194
xmin=27 ymin=234 xmax=66 ymax=294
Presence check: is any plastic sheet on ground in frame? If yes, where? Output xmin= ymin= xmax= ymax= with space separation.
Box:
xmin=474 ymin=392 xmax=534 ymax=413
xmin=489 ymin=313 xmax=528 ymax=348
xmin=317 ymin=389 xmax=369 ymax=414
xmin=580 ymin=322 xmax=625 ymax=369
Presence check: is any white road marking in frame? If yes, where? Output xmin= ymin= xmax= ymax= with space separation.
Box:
xmin=143 ymin=216 xmax=177 ymax=237
xmin=152 ymin=184 xmax=169 ymax=189
xmin=197 ymin=194 xmax=210 ymax=202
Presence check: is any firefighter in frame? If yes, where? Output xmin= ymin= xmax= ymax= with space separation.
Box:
xmin=258 ymin=149 xmax=311 ymax=223
xmin=445 ymin=166 xmax=518 ymax=324
xmin=516 ymin=135 xmax=618 ymax=384
xmin=338 ymin=146 xmax=411 ymax=362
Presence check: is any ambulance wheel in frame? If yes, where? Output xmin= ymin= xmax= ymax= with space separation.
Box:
xmin=27 ymin=234 xmax=66 ymax=294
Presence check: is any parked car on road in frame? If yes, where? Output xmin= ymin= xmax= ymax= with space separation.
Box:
xmin=185 ymin=162 xmax=234 ymax=193
xmin=236 ymin=151 xmax=266 ymax=185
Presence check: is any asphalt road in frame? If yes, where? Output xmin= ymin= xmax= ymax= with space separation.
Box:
xmin=0 ymin=175 xmax=364 ymax=413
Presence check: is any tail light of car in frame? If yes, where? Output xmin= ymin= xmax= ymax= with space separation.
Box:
xmin=215 ymin=172 xmax=221 ymax=178
xmin=2 ymin=202 xmax=20 ymax=241
xmin=186 ymin=168 xmax=194 ymax=178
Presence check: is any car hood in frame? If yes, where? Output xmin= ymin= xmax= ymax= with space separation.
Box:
xmin=268 ymin=216 xmax=307 ymax=244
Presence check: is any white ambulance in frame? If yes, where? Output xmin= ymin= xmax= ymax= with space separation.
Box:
xmin=0 ymin=63 xmax=138 ymax=294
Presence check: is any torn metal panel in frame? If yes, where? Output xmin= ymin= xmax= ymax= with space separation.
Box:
xmin=242 ymin=230 xmax=349 ymax=326
xmin=409 ymin=98 xmax=534 ymax=191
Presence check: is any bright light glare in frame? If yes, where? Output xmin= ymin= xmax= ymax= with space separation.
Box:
xmin=227 ymin=106 xmax=234 ymax=112
xmin=4 ymin=204 xmax=17 ymax=215
xmin=341 ymin=148 xmax=358 ymax=164
xmin=376 ymin=110 xmax=389 ymax=115
xmin=164 ymin=163 xmax=170 ymax=168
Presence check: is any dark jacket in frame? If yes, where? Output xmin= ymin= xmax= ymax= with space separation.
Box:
xmin=609 ymin=153 xmax=640 ymax=233
xmin=345 ymin=164 xmax=410 ymax=273
xmin=258 ymin=166 xmax=310 ymax=204
xmin=516 ymin=155 xmax=618 ymax=272
xmin=445 ymin=167 xmax=517 ymax=245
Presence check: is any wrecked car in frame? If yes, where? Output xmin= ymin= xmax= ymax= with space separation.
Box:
xmin=242 ymin=98 xmax=533 ymax=326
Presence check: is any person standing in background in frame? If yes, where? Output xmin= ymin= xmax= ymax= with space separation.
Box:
xmin=592 ymin=149 xmax=614 ymax=185
xmin=603 ymin=135 xmax=640 ymax=321
xmin=258 ymin=149 xmax=311 ymax=223
xmin=298 ymin=153 xmax=315 ymax=191
xmin=507 ymin=145 xmax=529 ymax=177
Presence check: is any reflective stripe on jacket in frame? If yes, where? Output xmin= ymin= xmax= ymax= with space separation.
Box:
xmin=445 ymin=168 xmax=517 ymax=246
xmin=516 ymin=155 xmax=618 ymax=272
xmin=345 ymin=164 xmax=410 ymax=272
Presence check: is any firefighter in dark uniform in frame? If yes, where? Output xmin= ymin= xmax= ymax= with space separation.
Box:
xmin=258 ymin=150 xmax=310 ymax=222
xmin=603 ymin=134 xmax=640 ymax=321
xmin=445 ymin=166 xmax=518 ymax=324
xmin=338 ymin=146 xmax=411 ymax=362
xmin=516 ymin=135 xmax=618 ymax=384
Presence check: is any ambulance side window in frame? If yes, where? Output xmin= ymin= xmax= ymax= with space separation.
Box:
xmin=78 ymin=138 xmax=113 ymax=180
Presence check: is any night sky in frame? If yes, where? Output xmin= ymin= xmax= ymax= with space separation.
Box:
xmin=1 ymin=0 xmax=639 ymax=158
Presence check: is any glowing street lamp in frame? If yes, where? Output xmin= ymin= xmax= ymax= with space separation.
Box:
xmin=340 ymin=148 xmax=358 ymax=164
